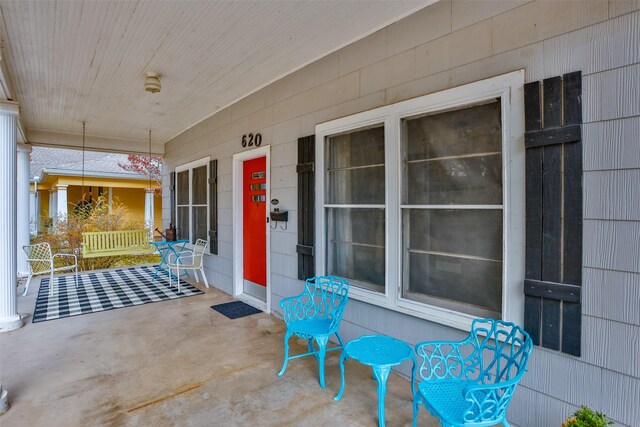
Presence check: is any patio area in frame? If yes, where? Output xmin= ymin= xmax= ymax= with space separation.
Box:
xmin=1 ymin=270 xmax=436 ymax=426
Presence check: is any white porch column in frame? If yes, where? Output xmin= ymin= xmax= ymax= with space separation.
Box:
xmin=48 ymin=189 xmax=56 ymax=218
xmin=16 ymin=143 xmax=31 ymax=276
xmin=56 ymin=184 xmax=68 ymax=218
xmin=144 ymin=188 xmax=154 ymax=239
xmin=0 ymin=100 xmax=23 ymax=333
xmin=108 ymin=187 xmax=113 ymax=214
xmin=29 ymin=190 xmax=37 ymax=235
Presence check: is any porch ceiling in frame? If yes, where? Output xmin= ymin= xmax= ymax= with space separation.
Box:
xmin=0 ymin=0 xmax=435 ymax=154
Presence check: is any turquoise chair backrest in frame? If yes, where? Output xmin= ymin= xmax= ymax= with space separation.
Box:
xmin=469 ymin=318 xmax=533 ymax=385
xmin=302 ymin=276 xmax=349 ymax=321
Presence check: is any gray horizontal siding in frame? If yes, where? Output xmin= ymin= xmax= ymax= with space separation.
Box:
xmin=585 ymin=170 xmax=640 ymax=220
xmin=583 ymin=117 xmax=640 ymax=171
xmin=163 ymin=3 xmax=640 ymax=425
xmin=583 ymin=268 xmax=640 ymax=326
xmin=584 ymin=220 xmax=640 ymax=273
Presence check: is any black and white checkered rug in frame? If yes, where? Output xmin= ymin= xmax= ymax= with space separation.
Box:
xmin=33 ymin=265 xmax=204 ymax=323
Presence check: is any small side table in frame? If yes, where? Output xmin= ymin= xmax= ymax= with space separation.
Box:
xmin=150 ymin=240 xmax=189 ymax=282
xmin=334 ymin=335 xmax=416 ymax=427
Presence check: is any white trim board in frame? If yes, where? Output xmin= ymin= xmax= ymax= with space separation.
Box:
xmin=232 ymin=145 xmax=271 ymax=314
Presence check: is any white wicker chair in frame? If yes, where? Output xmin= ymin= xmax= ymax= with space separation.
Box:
xmin=23 ymin=242 xmax=78 ymax=297
xmin=167 ymin=239 xmax=209 ymax=292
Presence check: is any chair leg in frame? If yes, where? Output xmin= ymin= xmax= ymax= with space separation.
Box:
xmin=192 ymin=269 xmax=200 ymax=283
xmin=335 ymin=331 xmax=345 ymax=348
xmin=75 ymin=265 xmax=78 ymax=288
xmin=308 ymin=339 xmax=317 ymax=360
xmin=169 ymin=265 xmax=173 ymax=287
xmin=200 ymin=266 xmax=209 ymax=288
xmin=277 ymin=331 xmax=293 ymax=377
xmin=49 ymin=271 xmax=54 ymax=297
xmin=22 ymin=273 xmax=32 ymax=296
xmin=412 ymin=395 xmax=420 ymax=427
xmin=315 ymin=335 xmax=329 ymax=389
xmin=177 ymin=266 xmax=181 ymax=293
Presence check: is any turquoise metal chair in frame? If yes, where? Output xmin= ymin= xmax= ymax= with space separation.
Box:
xmin=277 ymin=276 xmax=350 ymax=388
xmin=413 ymin=318 xmax=533 ymax=427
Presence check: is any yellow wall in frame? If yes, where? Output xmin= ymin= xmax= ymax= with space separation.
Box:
xmin=38 ymin=190 xmax=49 ymax=218
xmin=111 ymin=187 xmax=162 ymax=231
xmin=37 ymin=185 xmax=161 ymax=231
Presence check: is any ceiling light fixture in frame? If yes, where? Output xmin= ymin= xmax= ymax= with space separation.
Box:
xmin=144 ymin=72 xmax=161 ymax=93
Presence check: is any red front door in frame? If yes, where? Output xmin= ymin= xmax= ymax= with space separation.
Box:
xmin=243 ymin=157 xmax=267 ymax=287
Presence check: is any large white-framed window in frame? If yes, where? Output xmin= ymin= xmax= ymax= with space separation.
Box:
xmin=175 ymin=157 xmax=210 ymax=244
xmin=315 ymin=71 xmax=525 ymax=331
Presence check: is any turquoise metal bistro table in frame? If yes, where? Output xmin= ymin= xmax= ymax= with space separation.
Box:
xmin=334 ymin=335 xmax=416 ymax=427
xmin=150 ymin=239 xmax=189 ymax=282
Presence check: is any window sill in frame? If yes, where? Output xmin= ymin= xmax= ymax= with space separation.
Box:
xmin=348 ymin=285 xmax=485 ymax=333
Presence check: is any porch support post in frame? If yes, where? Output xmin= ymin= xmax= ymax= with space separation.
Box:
xmin=144 ymin=188 xmax=154 ymax=239
xmin=108 ymin=187 xmax=113 ymax=214
xmin=16 ymin=143 xmax=31 ymax=276
xmin=0 ymin=100 xmax=23 ymax=333
xmin=56 ymin=184 xmax=68 ymax=218
xmin=29 ymin=189 xmax=37 ymax=235
xmin=49 ymin=189 xmax=57 ymax=218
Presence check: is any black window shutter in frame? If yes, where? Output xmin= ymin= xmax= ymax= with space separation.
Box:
xmin=524 ymin=71 xmax=583 ymax=356
xmin=209 ymin=159 xmax=218 ymax=254
xmin=169 ymin=171 xmax=176 ymax=227
xmin=297 ymin=135 xmax=315 ymax=280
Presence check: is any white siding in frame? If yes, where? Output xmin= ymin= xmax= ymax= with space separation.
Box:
xmin=164 ymin=2 xmax=640 ymax=425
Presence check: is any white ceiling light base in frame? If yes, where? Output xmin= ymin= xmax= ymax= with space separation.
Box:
xmin=144 ymin=72 xmax=161 ymax=93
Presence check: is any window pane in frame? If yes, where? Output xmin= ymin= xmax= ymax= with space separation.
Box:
xmin=404 ymin=209 xmax=502 ymax=260
xmin=401 ymin=99 xmax=504 ymax=317
xmin=327 ymin=208 xmax=384 ymax=292
xmin=403 ymin=100 xmax=502 ymax=205
xmin=327 ymin=166 xmax=385 ymax=204
xmin=193 ymin=206 xmax=207 ymax=243
xmin=177 ymin=206 xmax=190 ymax=242
xmin=177 ymin=171 xmax=189 ymax=205
xmin=405 ymin=155 xmax=502 ymax=205
xmin=326 ymin=125 xmax=385 ymax=205
xmin=192 ymin=165 xmax=207 ymax=205
xmin=404 ymin=101 xmax=502 ymax=161
xmin=327 ymin=126 xmax=384 ymax=169
xmin=405 ymin=252 xmax=502 ymax=317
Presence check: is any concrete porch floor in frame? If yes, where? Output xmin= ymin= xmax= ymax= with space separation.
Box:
xmin=1 ymin=272 xmax=439 ymax=426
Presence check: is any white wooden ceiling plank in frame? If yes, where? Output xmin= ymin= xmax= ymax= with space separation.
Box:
xmin=1 ymin=0 xmax=432 ymax=143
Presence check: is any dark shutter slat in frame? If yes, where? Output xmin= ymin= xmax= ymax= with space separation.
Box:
xmin=524 ymin=81 xmax=541 ymax=132
xmin=563 ymin=142 xmax=582 ymax=285
xmin=297 ymin=135 xmax=315 ymax=280
xmin=543 ymin=76 xmax=563 ymax=128
xmin=541 ymin=144 xmax=562 ymax=283
xmin=541 ymin=299 xmax=561 ymax=351
xmin=209 ymin=159 xmax=218 ymax=254
xmin=524 ymin=125 xmax=581 ymax=147
xmin=524 ymin=295 xmax=542 ymax=346
xmin=169 ymin=172 xmax=176 ymax=226
xmin=563 ymin=71 xmax=582 ymax=125
xmin=525 ymin=146 xmax=543 ymax=280
xmin=562 ymin=302 xmax=582 ymax=356
xmin=524 ymin=279 xmax=581 ymax=303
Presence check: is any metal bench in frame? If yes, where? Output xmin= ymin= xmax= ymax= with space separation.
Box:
xmin=81 ymin=229 xmax=154 ymax=258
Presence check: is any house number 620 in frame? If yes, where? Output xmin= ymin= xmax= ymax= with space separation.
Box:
xmin=241 ymin=133 xmax=262 ymax=148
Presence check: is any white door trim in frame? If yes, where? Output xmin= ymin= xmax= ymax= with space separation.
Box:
xmin=232 ymin=145 xmax=271 ymax=313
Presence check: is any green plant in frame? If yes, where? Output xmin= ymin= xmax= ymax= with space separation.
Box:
xmin=33 ymin=195 xmax=159 ymax=272
xmin=563 ymin=406 xmax=613 ymax=427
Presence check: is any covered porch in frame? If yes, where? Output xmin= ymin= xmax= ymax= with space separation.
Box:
xmin=1 ymin=272 xmax=431 ymax=426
